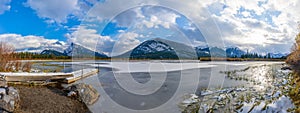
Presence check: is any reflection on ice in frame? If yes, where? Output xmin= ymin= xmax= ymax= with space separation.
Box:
xmin=56 ymin=61 xmax=294 ymax=113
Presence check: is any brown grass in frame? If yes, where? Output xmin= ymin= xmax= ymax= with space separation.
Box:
xmin=0 ymin=42 xmax=32 ymax=72
xmin=286 ymin=30 xmax=300 ymax=112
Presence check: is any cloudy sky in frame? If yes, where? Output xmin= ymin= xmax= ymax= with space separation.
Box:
xmin=0 ymin=0 xmax=299 ymax=56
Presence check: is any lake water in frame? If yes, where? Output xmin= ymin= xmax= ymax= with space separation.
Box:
xmin=51 ymin=61 xmax=288 ymax=113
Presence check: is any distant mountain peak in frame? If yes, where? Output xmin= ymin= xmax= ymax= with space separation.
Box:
xmin=225 ymin=47 xmax=245 ymax=57
xmin=15 ymin=41 xmax=68 ymax=53
xmin=134 ymin=39 xmax=174 ymax=53
xmin=54 ymin=41 xmax=63 ymax=46
xmin=64 ymin=42 xmax=108 ymax=58
xmin=116 ymin=38 xmax=199 ymax=59
xmin=41 ymin=49 xmax=67 ymax=56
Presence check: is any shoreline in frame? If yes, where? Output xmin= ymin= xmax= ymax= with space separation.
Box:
xmin=13 ymin=85 xmax=91 ymax=113
xmin=17 ymin=58 xmax=286 ymax=62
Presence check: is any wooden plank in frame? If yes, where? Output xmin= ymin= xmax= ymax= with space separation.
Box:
xmin=64 ymin=69 xmax=99 ymax=83
xmin=0 ymin=68 xmax=98 ymax=84
xmin=5 ymin=74 xmax=73 ymax=82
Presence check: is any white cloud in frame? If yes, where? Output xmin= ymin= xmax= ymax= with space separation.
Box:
xmin=241 ymin=11 xmax=251 ymax=17
xmin=26 ymin=0 xmax=82 ymax=23
xmin=0 ymin=34 xmax=67 ymax=52
xmin=66 ymin=26 xmax=114 ymax=55
xmin=112 ymin=32 xmax=141 ymax=56
xmin=66 ymin=26 xmax=143 ymax=56
xmin=0 ymin=0 xmax=11 ymax=14
xmin=24 ymin=0 xmax=298 ymax=54
xmin=78 ymin=0 xmax=299 ymax=54
xmin=202 ymin=0 xmax=300 ymax=53
xmin=140 ymin=11 xmax=180 ymax=29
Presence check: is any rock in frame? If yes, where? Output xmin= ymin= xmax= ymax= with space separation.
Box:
xmin=183 ymin=103 xmax=200 ymax=113
xmin=281 ymin=66 xmax=292 ymax=70
xmin=179 ymin=94 xmax=200 ymax=113
xmin=0 ymin=74 xmax=19 ymax=113
xmin=181 ymin=94 xmax=199 ymax=106
xmin=0 ymin=87 xmax=19 ymax=113
xmin=67 ymin=91 xmax=77 ymax=97
xmin=0 ymin=75 xmax=7 ymax=87
xmin=217 ymin=94 xmax=227 ymax=102
xmin=66 ymin=83 xmax=99 ymax=105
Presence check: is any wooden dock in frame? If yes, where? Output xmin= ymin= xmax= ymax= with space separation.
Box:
xmin=0 ymin=68 xmax=98 ymax=84
xmin=63 ymin=69 xmax=99 ymax=83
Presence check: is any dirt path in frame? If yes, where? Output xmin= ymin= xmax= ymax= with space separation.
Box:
xmin=14 ymin=85 xmax=91 ymax=113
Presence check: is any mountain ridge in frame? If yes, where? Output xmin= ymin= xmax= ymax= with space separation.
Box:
xmin=15 ymin=38 xmax=288 ymax=59
xmin=115 ymin=38 xmax=287 ymax=59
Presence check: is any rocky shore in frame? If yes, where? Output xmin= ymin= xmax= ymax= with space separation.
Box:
xmin=179 ymin=63 xmax=296 ymax=113
xmin=14 ymin=85 xmax=91 ymax=113
xmin=0 ymin=74 xmax=100 ymax=113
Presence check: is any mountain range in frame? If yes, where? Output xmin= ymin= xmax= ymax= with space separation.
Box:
xmin=115 ymin=38 xmax=198 ymax=59
xmin=115 ymin=38 xmax=245 ymax=59
xmin=39 ymin=43 xmax=108 ymax=58
xmin=15 ymin=41 xmax=68 ymax=53
xmin=17 ymin=38 xmax=287 ymax=59
xmin=114 ymin=38 xmax=287 ymax=59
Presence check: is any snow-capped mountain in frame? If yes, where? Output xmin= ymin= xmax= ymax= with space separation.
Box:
xmin=16 ymin=41 xmax=108 ymax=58
xmin=15 ymin=38 xmax=287 ymax=59
xmin=268 ymin=53 xmax=288 ymax=58
xmin=195 ymin=46 xmax=210 ymax=57
xmin=64 ymin=43 xmax=108 ymax=58
xmin=195 ymin=46 xmax=247 ymax=58
xmin=41 ymin=50 xmax=67 ymax=56
xmin=195 ymin=46 xmax=227 ymax=57
xmin=226 ymin=47 xmax=246 ymax=58
xmin=16 ymin=41 xmax=68 ymax=53
xmin=135 ymin=39 xmax=174 ymax=53
xmin=116 ymin=38 xmax=199 ymax=59
xmin=116 ymin=38 xmax=177 ymax=59
xmin=116 ymin=38 xmax=252 ymax=59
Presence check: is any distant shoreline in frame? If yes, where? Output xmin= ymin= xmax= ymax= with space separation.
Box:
xmin=18 ymin=57 xmax=286 ymax=62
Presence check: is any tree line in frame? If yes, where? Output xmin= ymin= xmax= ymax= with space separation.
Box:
xmin=0 ymin=42 xmax=71 ymax=72
xmin=16 ymin=52 xmax=70 ymax=60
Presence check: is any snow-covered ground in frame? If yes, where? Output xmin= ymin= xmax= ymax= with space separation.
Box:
xmin=66 ymin=68 xmax=98 ymax=80
xmin=0 ymin=68 xmax=97 ymax=83
xmin=194 ymin=63 xmax=295 ymax=113
xmin=96 ymin=62 xmax=216 ymax=73
xmin=0 ymin=72 xmax=69 ymax=76
xmin=86 ymin=61 xmax=284 ymax=73
xmin=43 ymin=60 xmax=291 ymax=113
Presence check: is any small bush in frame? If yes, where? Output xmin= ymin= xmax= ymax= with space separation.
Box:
xmin=0 ymin=42 xmax=32 ymax=72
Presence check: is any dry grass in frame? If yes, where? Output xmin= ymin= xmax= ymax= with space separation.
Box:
xmin=0 ymin=42 xmax=32 ymax=72
xmin=286 ymin=31 xmax=300 ymax=112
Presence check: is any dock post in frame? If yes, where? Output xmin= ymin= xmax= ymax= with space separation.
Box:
xmin=63 ymin=61 xmax=65 ymax=71
xmin=81 ymin=67 xmax=83 ymax=80
xmin=98 ymin=63 xmax=100 ymax=73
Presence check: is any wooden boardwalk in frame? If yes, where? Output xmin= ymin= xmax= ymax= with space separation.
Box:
xmin=63 ymin=69 xmax=99 ymax=83
xmin=0 ymin=68 xmax=98 ymax=84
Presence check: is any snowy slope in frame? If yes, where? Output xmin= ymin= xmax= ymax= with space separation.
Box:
xmin=15 ymin=41 xmax=68 ymax=53
xmin=116 ymin=38 xmax=198 ymax=59
xmin=133 ymin=39 xmax=174 ymax=53
xmin=226 ymin=47 xmax=246 ymax=58
xmin=64 ymin=43 xmax=108 ymax=58
xmin=268 ymin=53 xmax=288 ymax=58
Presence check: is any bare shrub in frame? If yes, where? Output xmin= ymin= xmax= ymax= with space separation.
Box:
xmin=286 ymin=26 xmax=300 ymax=69
xmin=0 ymin=42 xmax=32 ymax=72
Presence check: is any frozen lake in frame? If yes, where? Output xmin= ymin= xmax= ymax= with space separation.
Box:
xmin=56 ymin=60 xmax=287 ymax=113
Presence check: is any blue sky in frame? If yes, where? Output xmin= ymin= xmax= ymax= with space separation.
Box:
xmin=0 ymin=0 xmax=80 ymax=41
xmin=0 ymin=0 xmax=299 ymax=55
